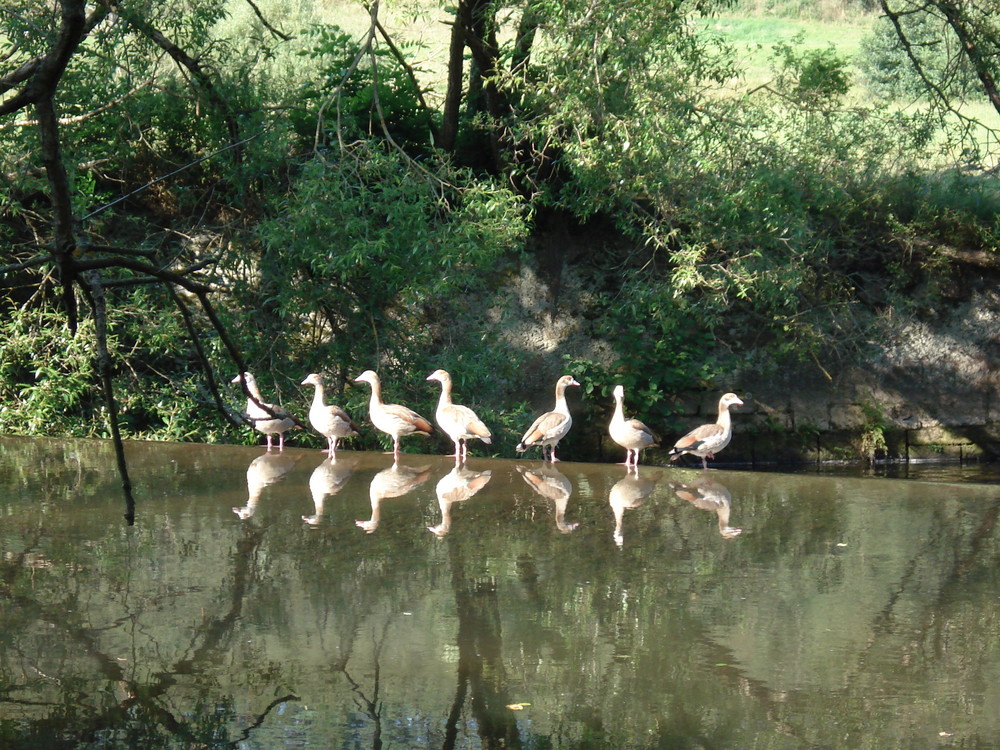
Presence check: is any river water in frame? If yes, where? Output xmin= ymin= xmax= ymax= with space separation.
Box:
xmin=1 ymin=435 xmax=998 ymax=749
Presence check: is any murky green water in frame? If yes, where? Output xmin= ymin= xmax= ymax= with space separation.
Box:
xmin=1 ymin=436 xmax=999 ymax=749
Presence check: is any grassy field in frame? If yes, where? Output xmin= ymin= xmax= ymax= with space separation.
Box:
xmin=699 ymin=11 xmax=874 ymax=88
xmin=221 ymin=0 xmax=878 ymax=96
xmin=217 ymin=0 xmax=996 ymax=167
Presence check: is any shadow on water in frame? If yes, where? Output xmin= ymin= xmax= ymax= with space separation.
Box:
xmin=1 ymin=435 xmax=1000 ymax=749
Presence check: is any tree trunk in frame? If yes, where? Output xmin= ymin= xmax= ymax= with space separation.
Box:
xmin=439 ymin=6 xmax=468 ymax=152
xmin=935 ymin=1 xmax=1000 ymax=118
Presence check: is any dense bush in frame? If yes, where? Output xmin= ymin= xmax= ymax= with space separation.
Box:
xmin=228 ymin=142 xmax=528 ymax=451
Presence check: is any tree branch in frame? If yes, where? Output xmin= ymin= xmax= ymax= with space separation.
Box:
xmin=117 ymin=8 xmax=243 ymax=159
xmin=241 ymin=0 xmax=293 ymax=41
xmin=168 ymin=287 xmax=245 ymax=429
xmin=934 ymin=0 xmax=1000 ymax=118
xmin=77 ymin=271 xmax=136 ymax=523
xmin=370 ymin=14 xmax=434 ymax=118
xmin=0 ymin=2 xmax=109 ymax=117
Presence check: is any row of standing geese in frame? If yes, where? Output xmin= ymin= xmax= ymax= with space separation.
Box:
xmin=232 ymin=370 xmax=744 ymax=469
xmin=237 ymin=452 xmax=743 ymax=543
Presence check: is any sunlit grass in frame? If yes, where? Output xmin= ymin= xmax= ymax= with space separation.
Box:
xmin=699 ymin=12 xmax=874 ymax=88
xmin=216 ymin=0 xmax=454 ymax=96
xmin=211 ymin=0 xmax=998 ymax=169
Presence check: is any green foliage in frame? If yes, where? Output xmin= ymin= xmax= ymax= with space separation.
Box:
xmin=289 ymin=24 xmax=435 ymax=152
xmin=534 ymin=22 xmax=946 ymax=385
xmin=0 ymin=297 xmax=234 ymax=443
xmin=0 ymin=310 xmax=99 ymax=437
xmin=858 ymin=399 xmax=888 ymax=461
xmin=771 ymin=40 xmax=852 ymax=104
xmin=562 ymin=281 xmax=717 ymax=432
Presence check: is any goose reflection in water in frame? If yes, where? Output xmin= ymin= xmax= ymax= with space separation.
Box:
xmin=356 ymin=460 xmax=432 ymax=533
xmin=670 ymin=476 xmax=742 ymax=538
xmin=233 ymin=452 xmax=298 ymax=519
xmin=428 ymin=464 xmax=493 ymax=537
xmin=608 ymin=468 xmax=661 ymax=547
xmin=302 ymin=456 xmax=358 ymax=526
xmin=516 ymin=464 xmax=578 ymax=534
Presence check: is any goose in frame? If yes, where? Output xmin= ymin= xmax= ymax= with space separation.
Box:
xmin=609 ymin=469 xmax=661 ymax=547
xmin=232 ymin=372 xmax=298 ymax=451
xmin=608 ymin=384 xmax=660 ymax=466
xmin=670 ymin=476 xmax=742 ymax=538
xmin=428 ymin=465 xmax=493 ymax=537
xmin=516 ymin=464 xmax=578 ymax=533
xmin=301 ymin=373 xmax=360 ymax=456
xmin=356 ymin=460 xmax=432 ymax=533
xmin=353 ymin=370 xmax=433 ymax=456
xmin=515 ymin=375 xmax=581 ymax=462
xmin=426 ymin=369 xmax=492 ymax=460
xmin=668 ymin=392 xmax=743 ymax=469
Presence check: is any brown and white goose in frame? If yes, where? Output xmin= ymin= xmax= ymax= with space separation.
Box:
xmin=353 ymin=370 xmax=433 ymax=456
xmin=515 ymin=375 xmax=581 ymax=462
xmin=670 ymin=476 xmax=742 ymax=538
xmin=609 ymin=384 xmax=660 ymax=467
xmin=232 ymin=372 xmax=298 ymax=451
xmin=668 ymin=392 xmax=743 ymax=469
xmin=428 ymin=465 xmax=493 ymax=537
xmin=301 ymin=373 xmax=360 ymax=456
xmin=516 ymin=464 xmax=578 ymax=534
xmin=426 ymin=369 xmax=492 ymax=460
xmin=609 ymin=469 xmax=661 ymax=547
xmin=356 ymin=460 xmax=432 ymax=533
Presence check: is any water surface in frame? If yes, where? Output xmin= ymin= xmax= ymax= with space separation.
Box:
xmin=1 ymin=436 xmax=999 ymax=749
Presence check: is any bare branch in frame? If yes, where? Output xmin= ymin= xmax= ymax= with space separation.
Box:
xmin=314 ymin=2 xmax=378 ymax=156
xmin=0 ymin=255 xmax=52 ymax=275
xmin=371 ymin=15 xmax=434 ymax=120
xmin=935 ymin=1 xmax=1000 ymax=118
xmin=880 ymin=0 xmax=1000 ymax=151
xmin=117 ymin=8 xmax=243 ymax=156
xmin=71 ymin=255 xmax=215 ymax=294
xmin=77 ymin=272 xmax=136 ymax=523
xmin=0 ymin=58 xmax=41 ymax=97
xmin=0 ymin=80 xmax=152 ymax=132
xmin=82 ymin=128 xmax=268 ymax=221
xmin=168 ymin=287 xmax=245 ymax=429
xmin=241 ymin=0 xmax=293 ymax=41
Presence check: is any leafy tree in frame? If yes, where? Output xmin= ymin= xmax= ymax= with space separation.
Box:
xmin=868 ymin=1 xmax=1000 ymax=128
xmin=4 ymin=0 xmax=1000 ymax=479
xmin=860 ymin=4 xmax=981 ymax=99
xmin=0 ymin=0 xmax=298 ymax=516
xmin=240 ymin=142 xmax=529 ymax=449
